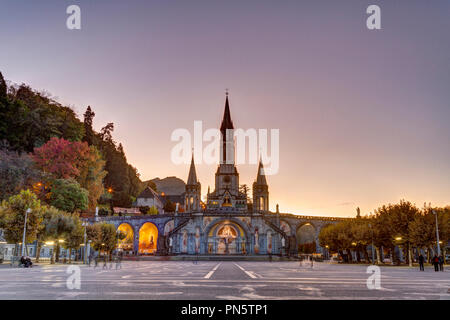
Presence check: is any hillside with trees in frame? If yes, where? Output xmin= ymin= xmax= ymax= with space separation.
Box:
xmin=0 ymin=71 xmax=147 ymax=211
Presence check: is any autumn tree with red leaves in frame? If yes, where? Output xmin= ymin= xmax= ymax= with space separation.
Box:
xmin=33 ymin=137 xmax=106 ymax=211
xmin=33 ymin=137 xmax=91 ymax=179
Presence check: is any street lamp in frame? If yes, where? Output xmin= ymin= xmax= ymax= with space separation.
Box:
xmin=107 ymin=188 xmax=114 ymax=214
xmin=82 ymin=221 xmax=88 ymax=264
xmin=368 ymin=223 xmax=375 ymax=265
xmin=21 ymin=208 xmax=31 ymax=256
xmin=432 ymin=210 xmax=441 ymax=256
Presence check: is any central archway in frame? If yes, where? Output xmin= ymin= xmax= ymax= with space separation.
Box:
xmin=207 ymin=220 xmax=246 ymax=254
xmin=139 ymin=222 xmax=158 ymax=254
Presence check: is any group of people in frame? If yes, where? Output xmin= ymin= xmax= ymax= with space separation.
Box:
xmin=19 ymin=256 xmax=33 ymax=268
xmin=88 ymin=251 xmax=123 ymax=270
xmin=418 ymin=254 xmax=445 ymax=272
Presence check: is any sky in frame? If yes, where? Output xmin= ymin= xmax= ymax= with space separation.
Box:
xmin=1 ymin=0 xmax=449 ymax=217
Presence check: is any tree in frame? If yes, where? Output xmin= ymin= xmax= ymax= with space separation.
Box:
xmin=100 ymin=123 xmax=114 ymax=143
xmin=318 ymin=220 xmax=355 ymax=263
xmin=45 ymin=210 xmax=76 ymax=263
xmin=148 ymin=206 xmax=158 ymax=215
xmin=63 ymin=214 xmax=85 ymax=263
xmin=0 ymin=148 xmax=43 ymax=201
xmin=83 ymin=106 xmax=96 ymax=146
xmin=35 ymin=206 xmax=61 ymax=262
xmin=375 ymin=200 xmax=419 ymax=266
xmin=1 ymin=83 xmax=84 ymax=152
xmin=0 ymin=72 xmax=6 ymax=98
xmin=350 ymin=218 xmax=373 ymax=263
xmin=163 ymin=199 xmax=176 ymax=212
xmin=97 ymin=123 xmax=143 ymax=207
xmin=409 ymin=210 xmax=435 ymax=260
xmin=33 ymin=137 xmax=91 ymax=180
xmin=89 ymin=223 xmax=122 ymax=256
xmin=77 ymin=146 xmax=107 ymax=211
xmin=86 ymin=224 xmax=102 ymax=244
xmin=0 ymin=190 xmax=44 ymax=255
xmin=49 ymin=179 xmax=88 ymax=213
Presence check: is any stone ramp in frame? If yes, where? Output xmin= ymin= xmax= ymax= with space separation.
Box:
xmin=123 ymin=255 xmax=299 ymax=261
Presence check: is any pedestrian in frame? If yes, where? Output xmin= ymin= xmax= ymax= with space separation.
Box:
xmin=432 ymin=255 xmax=439 ymax=272
xmin=116 ymin=252 xmax=122 ymax=270
xmin=418 ymin=254 xmax=425 ymax=271
xmin=103 ymin=255 xmax=108 ymax=270
xmin=169 ymin=237 xmax=173 ymax=255
xmin=438 ymin=255 xmax=444 ymax=272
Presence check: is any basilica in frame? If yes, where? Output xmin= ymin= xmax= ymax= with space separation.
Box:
xmin=185 ymin=94 xmax=268 ymax=214
xmin=91 ymin=96 xmax=345 ymax=256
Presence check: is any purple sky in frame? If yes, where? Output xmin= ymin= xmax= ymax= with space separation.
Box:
xmin=1 ymin=0 xmax=449 ymax=217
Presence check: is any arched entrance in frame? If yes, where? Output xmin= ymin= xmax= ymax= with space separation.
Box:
xmin=139 ymin=222 xmax=158 ymax=254
xmin=207 ymin=221 xmax=246 ymax=254
xmin=296 ymin=223 xmax=316 ymax=254
xmin=117 ymin=223 xmax=134 ymax=252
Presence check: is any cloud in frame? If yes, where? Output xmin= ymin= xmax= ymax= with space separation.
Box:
xmin=337 ymin=202 xmax=354 ymax=206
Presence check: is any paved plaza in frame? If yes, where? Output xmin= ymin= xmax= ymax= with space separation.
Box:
xmin=0 ymin=261 xmax=448 ymax=300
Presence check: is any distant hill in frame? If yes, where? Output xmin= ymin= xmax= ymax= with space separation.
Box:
xmin=147 ymin=176 xmax=186 ymax=195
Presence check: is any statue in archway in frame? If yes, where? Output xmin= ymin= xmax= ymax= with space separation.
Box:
xmin=254 ymin=228 xmax=259 ymax=254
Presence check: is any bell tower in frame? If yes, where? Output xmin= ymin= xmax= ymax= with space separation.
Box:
xmin=185 ymin=153 xmax=201 ymax=212
xmin=253 ymin=159 xmax=269 ymax=212
xmin=207 ymin=93 xmax=247 ymax=211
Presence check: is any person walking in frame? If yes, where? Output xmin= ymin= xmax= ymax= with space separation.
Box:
xmin=418 ymin=254 xmax=425 ymax=271
xmin=116 ymin=252 xmax=122 ymax=270
xmin=102 ymin=255 xmax=108 ymax=270
xmin=432 ymin=255 xmax=439 ymax=272
xmin=438 ymin=255 xmax=444 ymax=272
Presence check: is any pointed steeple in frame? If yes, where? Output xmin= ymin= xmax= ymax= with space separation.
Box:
xmin=187 ymin=153 xmax=198 ymax=185
xmin=220 ymin=94 xmax=234 ymax=136
xmin=256 ymin=158 xmax=267 ymax=185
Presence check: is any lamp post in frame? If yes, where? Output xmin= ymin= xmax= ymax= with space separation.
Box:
xmin=432 ymin=210 xmax=441 ymax=256
xmin=368 ymin=223 xmax=375 ymax=265
xmin=107 ymin=187 xmax=113 ymax=214
xmin=82 ymin=221 xmax=87 ymax=264
xmin=21 ymin=208 xmax=31 ymax=256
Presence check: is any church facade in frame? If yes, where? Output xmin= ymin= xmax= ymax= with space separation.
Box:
xmin=89 ymin=96 xmax=346 ymax=256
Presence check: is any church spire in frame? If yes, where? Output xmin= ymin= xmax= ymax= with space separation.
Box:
xmin=187 ymin=152 xmax=198 ymax=185
xmin=220 ymin=93 xmax=234 ymax=136
xmin=255 ymin=157 xmax=267 ymax=185
xmin=253 ymin=156 xmax=269 ymax=213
